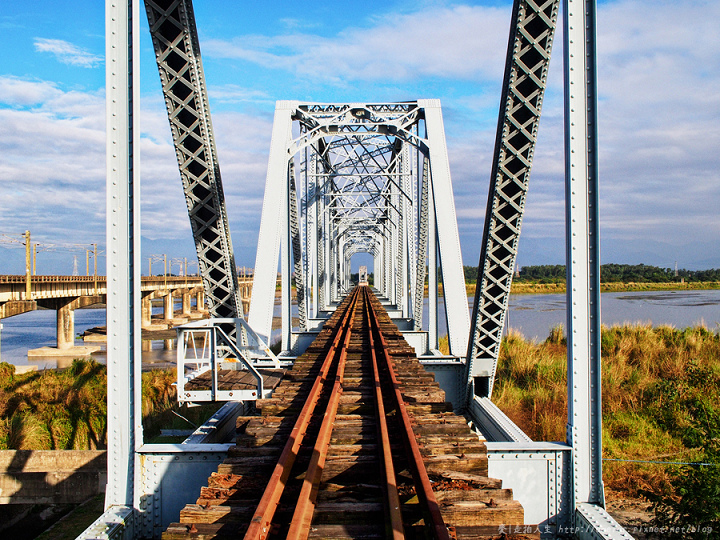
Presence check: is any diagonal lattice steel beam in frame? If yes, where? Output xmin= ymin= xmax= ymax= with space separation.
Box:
xmin=413 ymin=156 xmax=430 ymax=330
xmin=289 ymin=159 xmax=307 ymax=330
xmin=466 ymin=0 xmax=560 ymax=401
xmin=144 ymin=0 xmax=242 ymax=319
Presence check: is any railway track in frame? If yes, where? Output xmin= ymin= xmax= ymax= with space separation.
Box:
xmin=164 ymin=287 xmax=536 ymax=540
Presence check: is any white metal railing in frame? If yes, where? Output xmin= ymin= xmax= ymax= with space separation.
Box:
xmin=175 ymin=318 xmax=279 ymax=403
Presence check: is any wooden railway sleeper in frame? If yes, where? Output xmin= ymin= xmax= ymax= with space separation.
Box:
xmin=244 ymin=288 xmax=361 ymax=540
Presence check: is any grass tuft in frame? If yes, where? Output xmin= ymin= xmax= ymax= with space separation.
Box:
xmin=493 ymin=323 xmax=720 ymax=500
xmin=0 ymin=360 xmax=207 ymax=450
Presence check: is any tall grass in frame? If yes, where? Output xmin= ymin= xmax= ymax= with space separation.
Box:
xmin=492 ymin=324 xmax=720 ymax=499
xmin=0 ymin=360 xmax=183 ymax=450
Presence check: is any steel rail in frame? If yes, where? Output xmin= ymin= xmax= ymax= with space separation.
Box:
xmin=366 ymin=293 xmax=451 ymax=540
xmin=243 ymin=289 xmax=361 ymax=540
xmin=363 ymin=286 xmax=405 ymax=539
xmin=286 ymin=290 xmax=360 ymax=539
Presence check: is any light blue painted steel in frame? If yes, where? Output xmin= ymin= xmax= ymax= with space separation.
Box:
xmin=144 ymin=0 xmax=243 ymax=320
xmin=564 ymin=0 xmax=604 ymax=509
xmin=248 ymin=102 xmax=295 ymax=345
xmin=466 ymin=0 xmax=561 ymax=402
xmin=575 ymin=504 xmax=634 ymax=539
xmin=470 ymin=396 xmax=532 ymax=443
xmin=137 ymin=445 xmax=230 ymax=538
xmin=76 ymin=506 xmax=134 ymax=540
xmin=486 ymin=441 xmax=571 ymax=535
xmin=105 ymin=0 xmax=142 ymax=515
xmin=421 ymin=100 xmax=470 ymax=357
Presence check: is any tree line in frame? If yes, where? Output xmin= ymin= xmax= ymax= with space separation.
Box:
xmin=463 ymin=264 xmax=720 ymax=284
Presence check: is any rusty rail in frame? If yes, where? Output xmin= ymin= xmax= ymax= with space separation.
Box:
xmin=244 ymin=288 xmax=361 ymax=540
xmin=364 ymin=287 xmax=404 ymax=539
xmin=244 ymin=286 xmax=451 ymax=539
xmin=366 ymin=288 xmax=452 ymax=540
xmin=286 ymin=290 xmax=360 ymax=539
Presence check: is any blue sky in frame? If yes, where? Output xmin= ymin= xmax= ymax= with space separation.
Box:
xmin=1 ymin=0 xmax=719 ymax=275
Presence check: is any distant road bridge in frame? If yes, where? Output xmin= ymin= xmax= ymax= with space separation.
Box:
xmin=0 ymin=275 xmax=253 ymax=351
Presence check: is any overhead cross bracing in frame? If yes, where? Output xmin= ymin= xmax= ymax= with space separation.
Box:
xmin=249 ymin=100 xmax=470 ymax=359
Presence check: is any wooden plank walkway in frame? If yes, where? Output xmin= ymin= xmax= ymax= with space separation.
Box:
xmin=185 ymin=369 xmax=286 ymax=392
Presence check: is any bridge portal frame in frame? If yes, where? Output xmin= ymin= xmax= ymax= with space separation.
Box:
xmin=248 ymin=100 xmax=470 ymax=358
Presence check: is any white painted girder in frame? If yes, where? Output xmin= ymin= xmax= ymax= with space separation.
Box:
xmin=421 ymin=99 xmax=471 ymax=357
xmin=248 ymin=102 xmax=294 ymax=344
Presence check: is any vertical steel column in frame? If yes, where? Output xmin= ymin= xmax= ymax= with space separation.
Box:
xmin=281 ymin=159 xmax=291 ymax=351
xmin=407 ymin=137 xmax=419 ymax=319
xmin=338 ymin=236 xmax=345 ymax=292
xmin=317 ymin=197 xmax=326 ymax=310
xmin=377 ymin=235 xmax=384 ymax=295
xmin=307 ymin=146 xmax=318 ymax=319
xmin=400 ymin=143 xmax=411 ymax=318
xmin=413 ymin=156 xmax=430 ymax=331
xmin=564 ymin=0 xmax=604 ymax=508
xmin=394 ymin=169 xmax=405 ymax=311
xmin=105 ymin=0 xmax=141 ymax=515
xmin=383 ymin=233 xmax=390 ymax=298
xmin=289 ymin=160 xmax=307 ymax=331
xmin=391 ymin=205 xmax=398 ymax=306
xmin=329 ymin=226 xmax=335 ymax=303
xmin=330 ymin=225 xmax=338 ymax=303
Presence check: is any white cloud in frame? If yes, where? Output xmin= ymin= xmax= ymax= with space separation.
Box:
xmin=203 ymin=5 xmax=510 ymax=84
xmin=456 ymin=0 xmax=720 ymax=266
xmin=3 ymin=0 xmax=720 ymax=272
xmin=0 ymin=76 xmax=62 ymax=106
xmin=207 ymin=84 xmax=272 ymax=105
xmin=0 ymin=73 xmax=276 ymax=273
xmin=34 ymin=38 xmax=102 ymax=68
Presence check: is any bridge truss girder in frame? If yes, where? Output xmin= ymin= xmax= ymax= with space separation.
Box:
xmin=249 ymin=100 xmax=469 ymax=356
xmin=467 ymin=0 xmax=561 ymax=399
xmin=144 ymin=0 xmax=242 ymax=319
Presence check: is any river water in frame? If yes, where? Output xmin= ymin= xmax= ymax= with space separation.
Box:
xmin=1 ymin=290 xmax=718 ymax=368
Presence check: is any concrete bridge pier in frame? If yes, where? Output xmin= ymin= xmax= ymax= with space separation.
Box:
xmin=196 ymin=289 xmax=205 ymax=313
xmin=182 ymin=290 xmax=192 ymax=316
xmin=56 ymin=298 xmax=75 ymax=350
xmin=141 ymin=292 xmax=153 ymax=327
xmin=29 ymin=296 xmax=103 ymax=358
xmin=163 ymin=291 xmax=174 ymax=322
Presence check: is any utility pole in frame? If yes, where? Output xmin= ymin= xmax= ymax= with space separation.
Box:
xmin=33 ymin=243 xmax=38 ymax=275
xmin=93 ymin=243 xmax=98 ymax=295
xmin=164 ymin=254 xmax=167 ymax=290
xmin=24 ymin=230 xmax=31 ymax=300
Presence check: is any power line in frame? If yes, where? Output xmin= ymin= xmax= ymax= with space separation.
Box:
xmin=604 ymin=458 xmax=719 ymax=467
xmin=0 ymin=232 xmax=101 ymax=253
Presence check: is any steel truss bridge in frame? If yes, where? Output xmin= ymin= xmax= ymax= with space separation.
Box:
xmin=82 ymin=0 xmax=630 ymax=538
